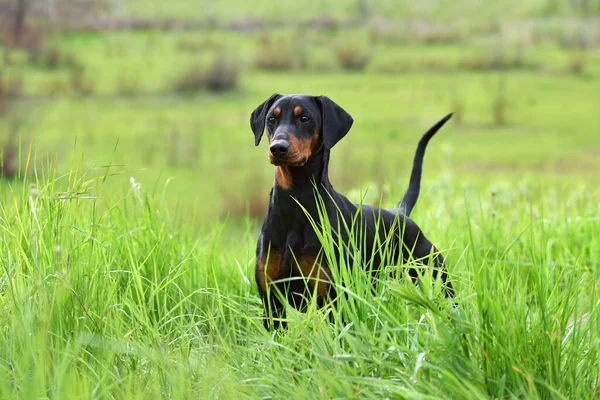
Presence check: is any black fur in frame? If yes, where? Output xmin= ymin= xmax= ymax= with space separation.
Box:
xmin=250 ymin=93 xmax=281 ymax=146
xmin=397 ymin=112 xmax=453 ymax=216
xmin=251 ymin=94 xmax=454 ymax=330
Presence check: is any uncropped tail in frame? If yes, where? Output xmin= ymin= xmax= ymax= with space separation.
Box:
xmin=397 ymin=113 xmax=453 ymax=216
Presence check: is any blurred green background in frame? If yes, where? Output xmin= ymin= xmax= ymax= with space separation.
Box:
xmin=1 ymin=0 xmax=599 ymax=224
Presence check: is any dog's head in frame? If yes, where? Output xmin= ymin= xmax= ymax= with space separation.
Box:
xmin=250 ymin=94 xmax=353 ymax=167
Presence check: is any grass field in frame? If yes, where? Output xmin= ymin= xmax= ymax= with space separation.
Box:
xmin=0 ymin=163 xmax=598 ymax=398
xmin=4 ymin=31 xmax=600 ymax=221
xmin=1 ymin=1 xmax=600 ymax=398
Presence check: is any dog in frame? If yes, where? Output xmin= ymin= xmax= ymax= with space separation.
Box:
xmin=250 ymin=93 xmax=454 ymax=330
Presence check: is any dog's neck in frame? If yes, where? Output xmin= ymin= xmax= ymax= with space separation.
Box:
xmin=265 ymin=147 xmax=336 ymax=233
xmin=269 ymin=147 xmax=331 ymax=201
xmin=263 ymin=148 xmax=344 ymax=248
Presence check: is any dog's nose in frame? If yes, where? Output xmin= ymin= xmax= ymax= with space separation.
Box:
xmin=269 ymin=140 xmax=290 ymax=157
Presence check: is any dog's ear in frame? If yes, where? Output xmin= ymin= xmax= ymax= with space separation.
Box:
xmin=250 ymin=93 xmax=281 ymax=146
xmin=316 ymin=96 xmax=354 ymax=149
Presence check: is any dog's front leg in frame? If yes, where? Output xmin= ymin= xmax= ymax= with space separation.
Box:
xmin=260 ymin=282 xmax=288 ymax=330
xmin=255 ymin=248 xmax=289 ymax=330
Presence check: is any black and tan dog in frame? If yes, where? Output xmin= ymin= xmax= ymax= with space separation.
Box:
xmin=250 ymin=93 xmax=454 ymax=330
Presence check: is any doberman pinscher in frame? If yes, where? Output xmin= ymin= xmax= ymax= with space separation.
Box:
xmin=250 ymin=93 xmax=454 ymax=330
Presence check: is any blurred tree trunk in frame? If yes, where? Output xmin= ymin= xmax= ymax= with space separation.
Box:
xmin=13 ymin=0 xmax=33 ymax=45
xmin=45 ymin=0 xmax=57 ymax=23
xmin=0 ymin=126 xmax=19 ymax=179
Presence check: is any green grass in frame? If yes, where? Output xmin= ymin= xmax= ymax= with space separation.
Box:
xmin=5 ymin=66 xmax=598 ymax=222
xmin=3 ymin=28 xmax=599 ymax=220
xmin=0 ymin=163 xmax=598 ymax=398
xmin=120 ymin=0 xmax=587 ymax=21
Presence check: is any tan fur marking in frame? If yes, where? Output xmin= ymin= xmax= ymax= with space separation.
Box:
xmin=293 ymin=106 xmax=303 ymax=116
xmin=268 ymin=131 xmax=320 ymax=167
xmin=298 ymin=254 xmax=330 ymax=297
xmin=275 ymin=166 xmax=293 ymax=190
xmin=273 ymin=107 xmax=281 ymax=117
xmin=311 ymin=130 xmax=320 ymax=151
xmin=256 ymin=250 xmax=283 ymax=293
xmin=288 ymin=135 xmax=313 ymax=163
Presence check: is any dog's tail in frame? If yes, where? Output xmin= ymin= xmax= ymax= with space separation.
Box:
xmin=397 ymin=113 xmax=453 ymax=216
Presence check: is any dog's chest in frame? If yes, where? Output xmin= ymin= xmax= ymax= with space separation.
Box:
xmin=255 ymin=228 xmax=331 ymax=299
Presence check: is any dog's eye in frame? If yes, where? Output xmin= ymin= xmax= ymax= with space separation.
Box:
xmin=267 ymin=116 xmax=276 ymax=124
xmin=300 ymin=115 xmax=310 ymax=123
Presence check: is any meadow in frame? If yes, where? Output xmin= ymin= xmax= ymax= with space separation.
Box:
xmin=1 ymin=1 xmax=600 ymax=398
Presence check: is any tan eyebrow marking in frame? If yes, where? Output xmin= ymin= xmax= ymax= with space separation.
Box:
xmin=273 ymin=107 xmax=281 ymax=117
xmin=294 ymin=106 xmax=302 ymax=116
